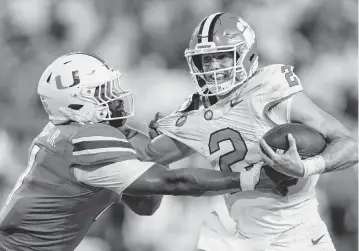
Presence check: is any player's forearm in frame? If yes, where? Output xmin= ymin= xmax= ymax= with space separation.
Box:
xmin=200 ymin=188 xmax=241 ymax=196
xmin=121 ymin=194 xmax=163 ymax=216
xmin=167 ymin=169 xmax=242 ymax=196
xmin=126 ymin=166 xmax=242 ymax=197
xmin=320 ymin=135 xmax=358 ymax=173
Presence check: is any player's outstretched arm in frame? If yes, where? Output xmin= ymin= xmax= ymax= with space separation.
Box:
xmin=260 ymin=92 xmax=358 ymax=178
xmin=73 ymin=160 xmax=244 ymax=198
xmin=123 ymin=164 xmax=242 ymax=196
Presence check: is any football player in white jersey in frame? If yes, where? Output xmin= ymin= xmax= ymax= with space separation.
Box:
xmin=121 ymin=12 xmax=358 ymax=251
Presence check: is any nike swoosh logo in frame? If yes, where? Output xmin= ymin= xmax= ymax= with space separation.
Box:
xmin=311 ymin=234 xmax=325 ymax=245
xmin=87 ymin=69 xmax=95 ymax=75
xmin=230 ymin=99 xmax=243 ymax=108
xmin=223 ymin=30 xmax=241 ymax=39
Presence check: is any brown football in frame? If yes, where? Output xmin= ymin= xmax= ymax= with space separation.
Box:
xmin=261 ymin=123 xmax=327 ymax=194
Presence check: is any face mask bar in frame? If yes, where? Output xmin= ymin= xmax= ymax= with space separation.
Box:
xmin=79 ymin=70 xmax=135 ymax=120
xmin=185 ymin=42 xmax=249 ymax=96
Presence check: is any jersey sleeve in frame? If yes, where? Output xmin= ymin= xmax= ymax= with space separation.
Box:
xmin=251 ymin=64 xmax=303 ymax=120
xmin=266 ymin=96 xmax=294 ymax=125
xmin=157 ymin=112 xmax=195 ymax=143
xmin=73 ymin=159 xmax=154 ymax=195
xmin=70 ymin=124 xmax=137 ymax=166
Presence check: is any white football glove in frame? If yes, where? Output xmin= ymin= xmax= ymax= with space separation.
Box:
xmin=240 ymin=161 xmax=264 ymax=191
xmin=147 ymin=112 xmax=164 ymax=139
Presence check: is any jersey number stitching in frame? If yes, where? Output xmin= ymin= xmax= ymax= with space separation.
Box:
xmin=208 ymin=128 xmax=248 ymax=172
xmin=281 ymin=65 xmax=299 ymax=87
xmin=4 ymin=145 xmax=40 ymax=206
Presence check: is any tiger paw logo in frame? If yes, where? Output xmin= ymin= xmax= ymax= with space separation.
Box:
xmin=236 ymin=18 xmax=255 ymax=46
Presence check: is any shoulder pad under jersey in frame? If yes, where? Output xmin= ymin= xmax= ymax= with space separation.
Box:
xmin=249 ymin=64 xmax=303 ymax=117
xmin=175 ymin=93 xmax=201 ymax=113
xmin=175 ymin=93 xmax=218 ymax=114
xmin=70 ymin=123 xmax=137 ymax=166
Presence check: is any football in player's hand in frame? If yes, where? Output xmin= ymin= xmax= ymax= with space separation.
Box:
xmin=261 ymin=123 xmax=327 ymax=195
xmin=262 ymin=123 xmax=326 ymax=158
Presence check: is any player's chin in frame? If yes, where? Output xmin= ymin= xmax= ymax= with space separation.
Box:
xmin=204 ymin=76 xmax=231 ymax=86
xmin=108 ymin=109 xmax=127 ymax=127
xmin=109 ymin=118 xmax=126 ymax=128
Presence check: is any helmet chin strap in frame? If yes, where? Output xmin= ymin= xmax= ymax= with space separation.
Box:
xmin=50 ymin=115 xmax=72 ymax=125
xmin=58 ymin=107 xmax=94 ymax=125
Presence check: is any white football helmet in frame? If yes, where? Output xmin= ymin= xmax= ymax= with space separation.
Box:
xmin=37 ymin=52 xmax=134 ymax=125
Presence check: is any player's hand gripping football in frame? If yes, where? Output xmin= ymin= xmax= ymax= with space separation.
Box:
xmin=259 ymin=134 xmax=305 ymax=178
xmin=147 ymin=112 xmax=164 ymax=139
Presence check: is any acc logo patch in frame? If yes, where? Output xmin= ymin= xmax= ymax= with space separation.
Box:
xmin=176 ymin=115 xmax=187 ymax=127
xmin=204 ymin=110 xmax=213 ymax=120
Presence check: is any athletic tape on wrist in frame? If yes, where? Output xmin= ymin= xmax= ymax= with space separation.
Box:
xmin=302 ymin=155 xmax=326 ymax=178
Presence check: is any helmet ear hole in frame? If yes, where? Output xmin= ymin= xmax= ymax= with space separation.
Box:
xmin=68 ymin=104 xmax=83 ymax=110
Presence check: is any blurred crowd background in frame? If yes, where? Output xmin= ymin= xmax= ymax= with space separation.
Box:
xmin=0 ymin=0 xmax=357 ymax=250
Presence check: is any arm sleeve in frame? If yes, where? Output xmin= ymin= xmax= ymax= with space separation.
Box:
xmin=73 ymin=159 xmax=155 ymax=195
xmin=70 ymin=125 xmax=138 ymax=166
xmin=262 ymin=65 xmax=302 ymax=109
xmin=254 ymin=64 xmax=303 ymax=124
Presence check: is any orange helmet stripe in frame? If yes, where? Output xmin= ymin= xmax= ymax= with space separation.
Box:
xmin=199 ymin=12 xmax=223 ymax=43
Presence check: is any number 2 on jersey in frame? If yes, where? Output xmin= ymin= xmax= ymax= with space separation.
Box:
xmin=4 ymin=145 xmax=40 ymax=206
xmin=208 ymin=128 xmax=248 ymax=172
xmin=281 ymin=65 xmax=299 ymax=87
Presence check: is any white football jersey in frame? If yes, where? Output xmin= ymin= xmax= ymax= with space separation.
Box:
xmin=158 ymin=64 xmax=321 ymax=239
